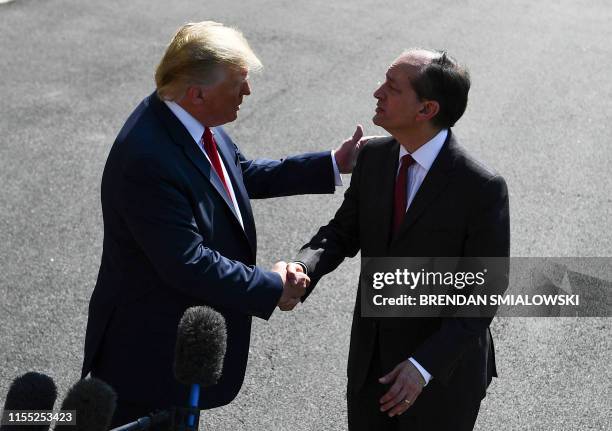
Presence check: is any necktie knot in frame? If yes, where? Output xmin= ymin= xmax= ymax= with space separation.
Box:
xmin=399 ymin=154 xmax=415 ymax=171
xmin=202 ymin=127 xmax=215 ymax=151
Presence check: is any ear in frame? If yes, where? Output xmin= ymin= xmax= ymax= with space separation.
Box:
xmin=416 ymin=100 xmax=440 ymax=122
xmin=184 ymin=85 xmax=206 ymax=105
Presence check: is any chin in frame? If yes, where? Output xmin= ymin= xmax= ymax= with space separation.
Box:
xmin=225 ymin=112 xmax=238 ymax=123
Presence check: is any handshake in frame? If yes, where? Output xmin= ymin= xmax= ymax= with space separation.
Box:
xmin=271 ymin=261 xmax=310 ymax=311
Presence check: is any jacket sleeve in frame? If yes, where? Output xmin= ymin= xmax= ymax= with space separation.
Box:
xmin=412 ymin=175 xmax=510 ymax=384
xmin=119 ymin=155 xmax=283 ymax=320
xmin=215 ymin=128 xmax=336 ymax=198
xmin=294 ymin=147 xmax=366 ymax=299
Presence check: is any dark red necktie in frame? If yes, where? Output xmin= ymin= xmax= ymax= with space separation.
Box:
xmin=392 ymin=154 xmax=415 ymax=234
xmin=202 ymin=127 xmax=232 ymax=198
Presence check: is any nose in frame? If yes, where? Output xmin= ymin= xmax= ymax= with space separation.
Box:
xmin=373 ymin=82 xmax=384 ymax=100
xmin=242 ymin=80 xmax=251 ymax=96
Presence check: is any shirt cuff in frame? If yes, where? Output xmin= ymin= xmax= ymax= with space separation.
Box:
xmin=330 ymin=150 xmax=343 ymax=187
xmin=408 ymin=357 xmax=432 ymax=386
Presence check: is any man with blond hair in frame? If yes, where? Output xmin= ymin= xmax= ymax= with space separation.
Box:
xmin=81 ymin=21 xmax=364 ymax=426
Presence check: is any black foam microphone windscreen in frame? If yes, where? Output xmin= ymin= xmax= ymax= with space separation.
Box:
xmin=53 ymin=378 xmax=116 ymax=431
xmin=1 ymin=372 xmax=57 ymax=431
xmin=173 ymin=306 xmax=227 ymax=387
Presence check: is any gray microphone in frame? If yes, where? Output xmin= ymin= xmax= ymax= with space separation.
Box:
xmin=1 ymin=372 xmax=57 ymax=431
xmin=174 ymin=306 xmax=227 ymax=428
xmin=53 ymin=378 xmax=116 ymax=431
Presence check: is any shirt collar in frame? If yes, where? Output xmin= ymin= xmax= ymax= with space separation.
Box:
xmin=398 ymin=129 xmax=448 ymax=172
xmin=164 ymin=100 xmax=206 ymax=144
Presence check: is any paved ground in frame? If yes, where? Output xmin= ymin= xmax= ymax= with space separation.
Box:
xmin=1 ymin=0 xmax=611 ymax=429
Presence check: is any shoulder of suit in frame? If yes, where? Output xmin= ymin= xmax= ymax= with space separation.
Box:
xmin=359 ymin=136 xmax=395 ymax=157
xmin=365 ymin=136 xmax=396 ymax=148
xmin=117 ymin=95 xmax=162 ymax=144
xmin=449 ymin=136 xmax=504 ymax=184
xmin=112 ymin=95 xmax=181 ymax=175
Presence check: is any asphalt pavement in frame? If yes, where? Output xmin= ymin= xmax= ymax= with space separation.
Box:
xmin=1 ymin=0 xmax=610 ymax=429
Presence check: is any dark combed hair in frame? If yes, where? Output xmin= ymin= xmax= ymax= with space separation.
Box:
xmin=410 ymin=51 xmax=471 ymax=128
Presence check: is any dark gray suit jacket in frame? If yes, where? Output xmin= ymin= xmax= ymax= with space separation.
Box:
xmin=296 ymin=131 xmax=510 ymax=412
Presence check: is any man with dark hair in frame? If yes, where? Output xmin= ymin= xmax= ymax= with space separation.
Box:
xmin=409 ymin=51 xmax=471 ymax=129
xmin=289 ymin=49 xmax=510 ymax=430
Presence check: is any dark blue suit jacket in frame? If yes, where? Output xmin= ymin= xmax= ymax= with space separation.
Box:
xmin=81 ymin=92 xmax=335 ymax=409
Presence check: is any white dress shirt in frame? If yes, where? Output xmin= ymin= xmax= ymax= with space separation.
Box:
xmin=400 ymin=128 xmax=448 ymax=386
xmin=398 ymin=128 xmax=448 ymax=210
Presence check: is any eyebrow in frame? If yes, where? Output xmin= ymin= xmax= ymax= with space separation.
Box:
xmin=385 ymin=73 xmax=396 ymax=83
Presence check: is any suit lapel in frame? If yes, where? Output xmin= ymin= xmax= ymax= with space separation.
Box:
xmin=390 ymin=132 xmax=457 ymax=246
xmin=182 ymin=142 xmax=241 ymax=219
xmin=212 ymin=128 xmax=258 ymax=255
xmin=149 ymin=94 xmax=252 ymax=246
xmin=379 ymin=139 xmax=401 ymax=248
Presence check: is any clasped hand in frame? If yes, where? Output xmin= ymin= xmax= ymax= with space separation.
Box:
xmin=271 ymin=261 xmax=309 ymax=311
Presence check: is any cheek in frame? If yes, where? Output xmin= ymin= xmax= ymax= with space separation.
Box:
xmin=207 ymin=93 xmax=224 ymax=111
xmin=394 ymin=97 xmax=414 ymax=114
xmin=227 ymin=88 xmax=241 ymax=102
xmin=386 ymin=98 xmax=401 ymax=115
xmin=218 ymin=94 xmax=233 ymax=111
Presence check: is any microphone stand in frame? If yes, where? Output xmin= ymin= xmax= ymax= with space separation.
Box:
xmin=109 ymin=407 xmax=200 ymax=431
xmin=187 ymin=384 xmax=200 ymax=428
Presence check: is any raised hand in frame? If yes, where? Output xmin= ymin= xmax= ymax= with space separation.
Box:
xmin=271 ymin=261 xmax=310 ymax=311
xmin=333 ymin=124 xmax=377 ymax=173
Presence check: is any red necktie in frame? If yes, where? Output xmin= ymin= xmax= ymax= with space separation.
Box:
xmin=202 ymin=127 xmax=232 ymax=198
xmin=392 ymin=154 xmax=415 ymax=234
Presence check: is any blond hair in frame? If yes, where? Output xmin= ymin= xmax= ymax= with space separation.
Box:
xmin=155 ymin=21 xmax=262 ymax=101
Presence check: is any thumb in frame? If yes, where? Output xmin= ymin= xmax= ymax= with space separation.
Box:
xmin=352 ymin=124 xmax=364 ymax=142
xmin=379 ymin=364 xmax=401 ymax=384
